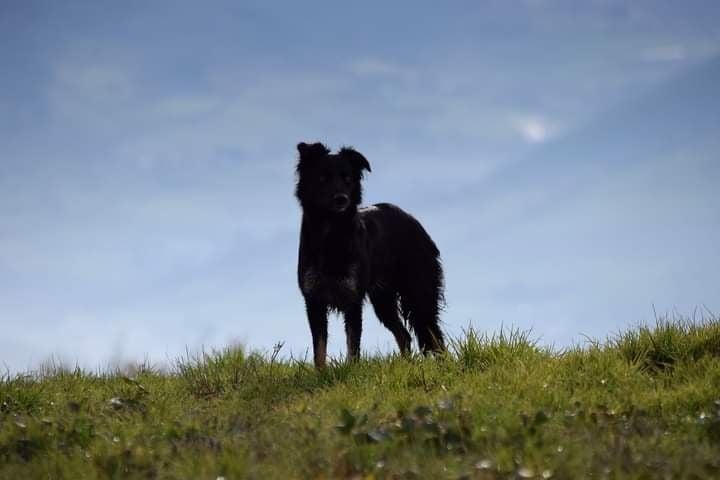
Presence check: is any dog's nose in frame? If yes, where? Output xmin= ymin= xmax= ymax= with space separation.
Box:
xmin=333 ymin=194 xmax=350 ymax=208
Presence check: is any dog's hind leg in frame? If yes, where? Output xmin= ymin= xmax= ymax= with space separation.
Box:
xmin=401 ymin=295 xmax=445 ymax=354
xmin=415 ymin=318 xmax=445 ymax=354
xmin=343 ymin=303 xmax=363 ymax=362
xmin=369 ymin=291 xmax=412 ymax=355
xmin=306 ymin=299 xmax=329 ymax=369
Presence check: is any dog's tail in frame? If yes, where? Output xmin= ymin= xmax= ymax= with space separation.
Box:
xmin=395 ymin=220 xmax=445 ymax=352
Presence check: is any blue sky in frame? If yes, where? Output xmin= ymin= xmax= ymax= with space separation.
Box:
xmin=1 ymin=1 xmax=719 ymax=373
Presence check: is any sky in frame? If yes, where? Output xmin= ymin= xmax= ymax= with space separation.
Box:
xmin=1 ymin=1 xmax=719 ymax=373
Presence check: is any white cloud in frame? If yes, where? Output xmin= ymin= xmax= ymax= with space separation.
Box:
xmin=510 ymin=114 xmax=557 ymax=143
xmin=641 ymin=45 xmax=688 ymax=62
xmin=347 ymin=58 xmax=415 ymax=80
xmin=639 ymin=42 xmax=720 ymax=64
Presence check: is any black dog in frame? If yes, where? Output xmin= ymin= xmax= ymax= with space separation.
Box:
xmin=295 ymin=142 xmax=445 ymax=368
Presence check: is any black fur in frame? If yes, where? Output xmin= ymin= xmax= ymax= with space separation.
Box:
xmin=295 ymin=142 xmax=445 ymax=368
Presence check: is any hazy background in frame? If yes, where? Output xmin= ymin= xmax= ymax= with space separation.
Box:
xmin=1 ymin=1 xmax=719 ymax=373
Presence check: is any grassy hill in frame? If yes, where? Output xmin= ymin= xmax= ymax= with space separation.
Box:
xmin=2 ymin=316 xmax=719 ymax=479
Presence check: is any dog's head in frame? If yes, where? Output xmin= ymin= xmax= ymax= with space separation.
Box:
xmin=295 ymin=142 xmax=371 ymax=214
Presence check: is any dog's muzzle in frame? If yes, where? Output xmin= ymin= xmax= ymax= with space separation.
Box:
xmin=333 ymin=194 xmax=350 ymax=211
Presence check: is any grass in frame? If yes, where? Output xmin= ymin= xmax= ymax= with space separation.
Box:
xmin=2 ymin=315 xmax=720 ymax=479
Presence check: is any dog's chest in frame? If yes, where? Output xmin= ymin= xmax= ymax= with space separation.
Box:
xmin=301 ymin=264 xmax=362 ymax=307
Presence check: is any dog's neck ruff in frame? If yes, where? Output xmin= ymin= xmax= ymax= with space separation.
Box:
xmin=302 ymin=204 xmax=357 ymax=221
xmin=299 ymin=208 xmax=365 ymax=287
xmin=302 ymin=209 xmax=359 ymax=241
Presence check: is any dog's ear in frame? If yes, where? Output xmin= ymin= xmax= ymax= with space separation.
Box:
xmin=339 ymin=147 xmax=372 ymax=174
xmin=297 ymin=142 xmax=330 ymax=161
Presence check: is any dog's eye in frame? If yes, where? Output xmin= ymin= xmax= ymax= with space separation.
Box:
xmin=319 ymin=175 xmax=327 ymax=183
xmin=343 ymin=175 xmax=351 ymax=184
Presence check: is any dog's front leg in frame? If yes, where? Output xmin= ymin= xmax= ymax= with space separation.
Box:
xmin=305 ymin=299 xmax=328 ymax=369
xmin=344 ymin=303 xmax=363 ymax=362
